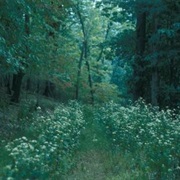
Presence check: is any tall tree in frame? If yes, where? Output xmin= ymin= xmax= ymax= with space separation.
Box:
xmin=133 ymin=1 xmax=147 ymax=100
xmin=97 ymin=0 xmax=180 ymax=107
xmin=73 ymin=1 xmax=94 ymax=103
xmin=150 ymin=12 xmax=159 ymax=106
xmin=11 ymin=13 xmax=30 ymax=103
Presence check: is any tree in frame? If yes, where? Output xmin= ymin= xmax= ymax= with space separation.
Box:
xmin=96 ymin=0 xmax=180 ymax=107
xmin=133 ymin=1 xmax=147 ymax=101
xmin=69 ymin=0 xmax=117 ymax=103
xmin=73 ymin=2 xmax=93 ymax=102
xmin=0 ymin=0 xmax=72 ymax=103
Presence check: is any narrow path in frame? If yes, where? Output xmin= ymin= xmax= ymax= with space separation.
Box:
xmin=64 ymin=107 xmax=113 ymax=180
xmin=64 ymin=107 xmax=145 ymax=180
xmin=66 ymin=150 xmax=107 ymax=180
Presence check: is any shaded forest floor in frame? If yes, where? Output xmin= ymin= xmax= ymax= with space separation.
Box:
xmin=64 ymin=108 xmax=146 ymax=180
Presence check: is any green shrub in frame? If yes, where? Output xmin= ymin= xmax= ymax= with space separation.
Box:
xmin=3 ymin=101 xmax=85 ymax=179
xmin=95 ymin=100 xmax=180 ymax=179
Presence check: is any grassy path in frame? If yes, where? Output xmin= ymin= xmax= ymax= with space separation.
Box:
xmin=64 ymin=107 xmax=111 ymax=180
xmin=64 ymin=107 xmax=145 ymax=180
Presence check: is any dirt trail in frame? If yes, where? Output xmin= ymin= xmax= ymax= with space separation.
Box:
xmin=66 ymin=150 xmax=108 ymax=180
xmin=64 ymin=109 xmax=112 ymax=180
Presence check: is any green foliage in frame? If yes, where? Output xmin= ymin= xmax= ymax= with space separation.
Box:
xmin=0 ymin=0 xmax=179 ymax=106
xmin=2 ymin=102 xmax=85 ymax=179
xmin=97 ymin=0 xmax=180 ymax=107
xmin=94 ymin=83 xmax=120 ymax=103
xmin=95 ymin=100 xmax=180 ymax=179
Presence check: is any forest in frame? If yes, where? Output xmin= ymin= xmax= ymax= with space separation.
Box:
xmin=0 ymin=0 xmax=179 ymax=179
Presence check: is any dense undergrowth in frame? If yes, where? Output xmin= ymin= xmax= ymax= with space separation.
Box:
xmin=0 ymin=100 xmax=179 ymax=179
xmin=1 ymin=101 xmax=85 ymax=179
xmin=95 ymin=100 xmax=180 ymax=179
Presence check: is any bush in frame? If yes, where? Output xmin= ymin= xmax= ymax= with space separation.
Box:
xmin=3 ymin=101 xmax=85 ymax=179
xmin=95 ymin=100 xmax=180 ymax=179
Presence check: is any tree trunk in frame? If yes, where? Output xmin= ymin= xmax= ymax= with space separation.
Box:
xmin=5 ymin=75 xmax=12 ymax=95
xmin=136 ymin=12 xmax=146 ymax=55
xmin=151 ymin=16 xmax=158 ymax=106
xmin=26 ymin=78 xmax=31 ymax=91
xmin=75 ymin=44 xmax=84 ymax=100
xmin=97 ymin=22 xmax=111 ymax=62
xmin=84 ymin=40 xmax=94 ymax=104
xmin=133 ymin=11 xmax=146 ymax=100
xmin=151 ymin=69 xmax=158 ymax=106
xmin=11 ymin=70 xmax=24 ymax=103
xmin=86 ymin=59 xmax=94 ymax=104
xmin=75 ymin=5 xmax=94 ymax=104
xmin=10 ymin=14 xmax=30 ymax=103
xmin=43 ymin=81 xmax=55 ymax=98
